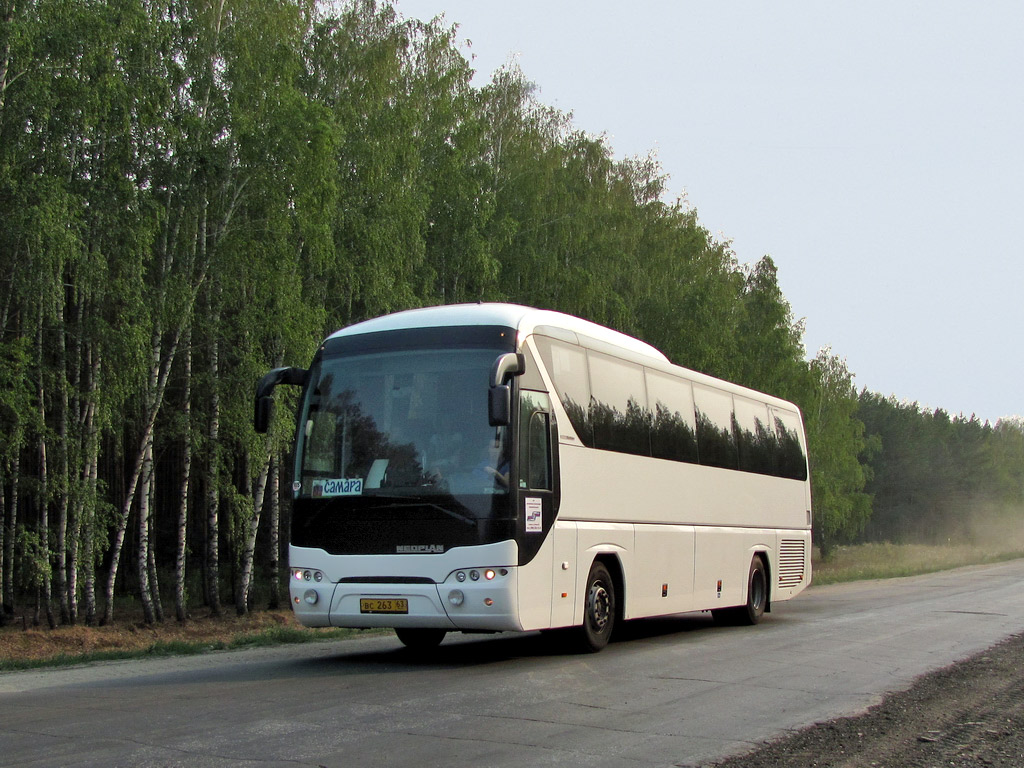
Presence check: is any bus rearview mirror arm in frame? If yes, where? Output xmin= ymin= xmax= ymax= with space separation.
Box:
xmin=488 ymin=352 xmax=525 ymax=427
xmin=254 ymin=366 xmax=309 ymax=434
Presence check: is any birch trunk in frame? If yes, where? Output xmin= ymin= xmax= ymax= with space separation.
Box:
xmin=175 ymin=326 xmax=192 ymax=621
xmin=147 ymin=460 xmax=163 ymax=623
xmin=101 ymin=328 xmax=180 ymax=625
xmin=0 ymin=481 xmax=6 ymax=626
xmin=36 ymin=319 xmax=55 ymax=629
xmin=76 ymin=344 xmax=101 ymax=625
xmin=3 ymin=456 xmax=17 ymax=617
xmin=236 ymin=453 xmax=270 ymax=616
xmin=267 ymin=454 xmax=281 ymax=610
xmin=205 ymin=296 xmax=222 ymax=616
xmin=81 ymin=431 xmax=99 ymax=625
xmin=137 ymin=438 xmax=156 ymax=624
xmin=55 ymin=299 xmax=70 ymax=624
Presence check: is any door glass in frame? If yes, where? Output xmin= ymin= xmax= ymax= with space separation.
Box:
xmin=519 ymin=391 xmax=552 ymax=490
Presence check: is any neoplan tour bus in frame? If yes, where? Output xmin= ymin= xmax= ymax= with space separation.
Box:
xmin=254 ymin=303 xmax=812 ymax=652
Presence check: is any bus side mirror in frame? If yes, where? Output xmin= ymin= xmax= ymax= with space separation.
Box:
xmin=488 ymin=353 xmax=525 ymax=426
xmin=254 ymin=366 xmax=309 ymax=434
xmin=254 ymin=396 xmax=275 ymax=434
xmin=489 ymin=385 xmax=512 ymax=426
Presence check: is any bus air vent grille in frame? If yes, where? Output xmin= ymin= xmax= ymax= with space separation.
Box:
xmin=778 ymin=539 xmax=806 ymax=588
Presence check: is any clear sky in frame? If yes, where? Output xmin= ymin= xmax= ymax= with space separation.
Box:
xmin=397 ymin=1 xmax=1023 ymax=423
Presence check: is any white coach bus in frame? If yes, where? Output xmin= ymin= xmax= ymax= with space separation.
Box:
xmin=255 ymin=303 xmax=812 ymax=651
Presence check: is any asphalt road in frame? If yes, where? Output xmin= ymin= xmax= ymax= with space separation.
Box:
xmin=3 ymin=559 xmax=1024 ymax=768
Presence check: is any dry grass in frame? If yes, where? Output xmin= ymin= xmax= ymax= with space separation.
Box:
xmin=0 ymin=609 xmax=363 ymax=670
xmin=813 ymin=541 xmax=1024 ymax=584
xmin=5 ymin=535 xmax=1024 ymax=670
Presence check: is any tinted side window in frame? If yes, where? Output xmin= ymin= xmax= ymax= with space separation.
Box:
xmin=734 ymin=396 xmax=776 ymax=475
xmin=773 ymin=408 xmax=809 ymax=481
xmin=646 ymin=370 xmax=698 ymax=464
xmin=589 ymin=351 xmax=650 ymax=456
xmin=536 ymin=338 xmax=593 ymax=447
xmin=694 ymin=386 xmax=737 ymax=469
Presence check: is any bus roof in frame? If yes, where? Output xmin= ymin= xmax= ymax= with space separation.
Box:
xmin=327 ymin=303 xmax=802 ymax=414
xmin=328 ymin=303 xmax=670 ymax=363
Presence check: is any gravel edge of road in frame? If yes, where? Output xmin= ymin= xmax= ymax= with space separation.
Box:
xmin=698 ymin=630 xmax=1024 ymax=768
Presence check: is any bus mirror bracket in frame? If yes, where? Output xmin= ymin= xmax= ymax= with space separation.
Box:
xmin=254 ymin=366 xmax=309 ymax=434
xmin=488 ymin=353 xmax=525 ymax=426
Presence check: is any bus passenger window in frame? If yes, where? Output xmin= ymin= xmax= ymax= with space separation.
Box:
xmin=589 ymin=352 xmax=650 ymax=456
xmin=694 ymin=386 xmax=738 ymax=470
xmin=535 ymin=338 xmax=593 ymax=447
xmin=772 ymin=409 xmax=809 ymax=481
xmin=734 ymin=397 xmax=776 ymax=476
xmin=646 ymin=370 xmax=698 ymax=464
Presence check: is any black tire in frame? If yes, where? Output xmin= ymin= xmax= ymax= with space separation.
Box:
xmin=578 ymin=561 xmax=616 ymax=652
xmin=395 ymin=627 xmax=447 ymax=650
xmin=714 ymin=556 xmax=767 ymax=626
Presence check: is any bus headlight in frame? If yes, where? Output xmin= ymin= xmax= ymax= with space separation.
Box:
xmin=450 ymin=568 xmax=508 ymax=584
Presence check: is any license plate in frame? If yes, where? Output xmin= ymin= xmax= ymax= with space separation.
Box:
xmin=359 ymin=598 xmax=409 ymax=614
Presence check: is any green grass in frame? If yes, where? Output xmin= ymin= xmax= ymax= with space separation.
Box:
xmin=812 ymin=542 xmax=1024 ymax=585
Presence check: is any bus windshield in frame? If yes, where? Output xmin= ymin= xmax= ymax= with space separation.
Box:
xmin=295 ymin=346 xmax=511 ymax=501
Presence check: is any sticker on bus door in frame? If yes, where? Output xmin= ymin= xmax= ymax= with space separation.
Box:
xmin=312 ymin=478 xmax=364 ymax=497
xmin=525 ymin=497 xmax=543 ymax=532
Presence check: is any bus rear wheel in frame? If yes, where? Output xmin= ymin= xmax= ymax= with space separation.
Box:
xmin=395 ymin=627 xmax=447 ymax=650
xmin=579 ymin=561 xmax=616 ymax=652
xmin=714 ymin=556 xmax=767 ymax=626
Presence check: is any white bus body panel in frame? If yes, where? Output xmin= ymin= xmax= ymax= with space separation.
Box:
xmin=555 ymin=442 xmax=811 ymax=618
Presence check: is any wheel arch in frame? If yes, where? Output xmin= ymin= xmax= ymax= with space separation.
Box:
xmin=593 ymin=552 xmax=626 ymax=624
xmin=751 ymin=546 xmax=772 ymax=614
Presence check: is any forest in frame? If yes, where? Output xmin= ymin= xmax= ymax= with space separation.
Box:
xmin=1 ymin=0 xmax=1022 ymax=628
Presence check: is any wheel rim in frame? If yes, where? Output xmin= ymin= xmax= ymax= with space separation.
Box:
xmin=588 ymin=580 xmax=611 ymax=632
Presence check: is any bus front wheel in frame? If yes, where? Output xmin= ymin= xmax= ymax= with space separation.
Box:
xmin=395 ymin=627 xmax=447 ymax=650
xmin=579 ymin=561 xmax=616 ymax=652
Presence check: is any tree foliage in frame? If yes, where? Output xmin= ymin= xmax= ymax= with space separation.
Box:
xmin=2 ymin=0 xmax=1005 ymax=625
xmin=858 ymin=395 xmax=1024 ymax=545
xmin=804 ymin=351 xmax=877 ymax=555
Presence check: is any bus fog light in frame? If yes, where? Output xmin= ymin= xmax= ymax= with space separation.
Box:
xmin=448 ymin=590 xmax=465 ymax=606
xmin=303 ymin=589 xmax=318 ymax=605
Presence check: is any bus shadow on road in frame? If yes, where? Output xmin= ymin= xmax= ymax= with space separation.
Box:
xmin=314 ymin=611 xmax=725 ymax=671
